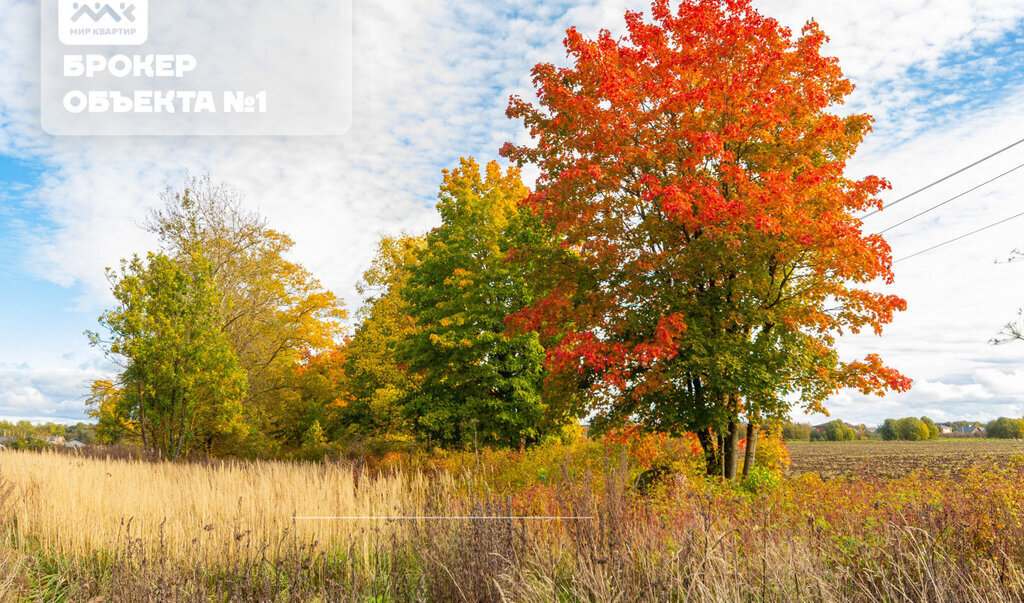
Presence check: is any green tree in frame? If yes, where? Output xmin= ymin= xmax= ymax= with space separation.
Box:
xmin=398 ymin=158 xmax=551 ymax=448
xmin=89 ymin=253 xmax=247 ymax=460
xmin=878 ymin=419 xmax=899 ymax=441
xmin=64 ymin=423 xmax=96 ymax=445
xmin=823 ymin=420 xmax=853 ymax=442
xmin=897 ymin=417 xmax=929 ymax=441
xmin=986 ymin=417 xmax=1024 ymax=439
xmin=302 ymin=419 xmax=327 ymax=447
xmin=295 ymin=418 xmax=329 ymax=461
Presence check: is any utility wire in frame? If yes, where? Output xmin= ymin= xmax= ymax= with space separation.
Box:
xmin=894 ymin=209 xmax=1024 ymax=263
xmin=876 ymin=161 xmax=1024 ymax=235
xmin=863 ymin=136 xmax=1024 ymax=219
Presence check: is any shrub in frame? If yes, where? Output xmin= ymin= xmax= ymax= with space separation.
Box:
xmin=7 ymin=437 xmax=47 ymax=451
xmin=753 ymin=429 xmax=790 ymax=475
xmin=740 ymin=465 xmax=780 ymax=495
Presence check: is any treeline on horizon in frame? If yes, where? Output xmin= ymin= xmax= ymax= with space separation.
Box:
xmin=783 ymin=416 xmax=1024 ymax=441
xmin=82 ymin=0 xmax=928 ymax=481
xmin=0 ymin=421 xmax=96 ymax=448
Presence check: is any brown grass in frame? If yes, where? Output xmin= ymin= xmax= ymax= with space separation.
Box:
xmin=1 ymin=449 xmax=445 ymax=562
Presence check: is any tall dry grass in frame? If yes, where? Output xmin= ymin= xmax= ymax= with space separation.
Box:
xmin=4 ymin=448 xmax=1024 ymax=600
xmin=0 ymin=449 xmax=447 ymax=562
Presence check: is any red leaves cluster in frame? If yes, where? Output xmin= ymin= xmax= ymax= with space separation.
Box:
xmin=544 ymin=312 xmax=687 ymax=391
xmin=293 ymin=347 xmax=351 ymax=407
xmin=602 ymin=424 xmax=704 ymax=468
xmin=843 ymin=354 xmax=913 ymax=395
xmin=294 ymin=347 xmax=348 ymax=381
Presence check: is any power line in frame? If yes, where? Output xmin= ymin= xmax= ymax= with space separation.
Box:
xmin=876 ymin=161 xmax=1024 ymax=235
xmin=894 ymin=209 xmax=1024 ymax=263
xmin=862 ymin=136 xmax=1024 ymax=219
xmin=292 ymin=515 xmax=595 ymax=520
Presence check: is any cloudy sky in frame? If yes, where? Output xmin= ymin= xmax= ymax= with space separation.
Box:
xmin=2 ymin=0 xmax=1024 ymax=426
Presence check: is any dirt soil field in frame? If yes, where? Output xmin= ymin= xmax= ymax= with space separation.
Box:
xmin=787 ymin=439 xmax=1024 ymax=478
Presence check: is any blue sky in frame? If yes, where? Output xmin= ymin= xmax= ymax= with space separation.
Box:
xmin=0 ymin=157 xmax=86 ymax=360
xmin=4 ymin=0 xmax=1024 ymax=425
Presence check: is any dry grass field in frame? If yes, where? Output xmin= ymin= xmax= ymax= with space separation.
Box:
xmin=788 ymin=438 xmax=1024 ymax=478
xmin=2 ymin=444 xmax=1024 ymax=600
xmin=0 ymin=450 xmax=445 ymax=562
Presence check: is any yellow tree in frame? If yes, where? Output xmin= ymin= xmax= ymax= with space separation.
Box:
xmin=84 ymin=378 xmax=137 ymax=444
xmin=341 ymin=234 xmax=425 ymax=437
xmin=145 ymin=176 xmax=346 ymax=454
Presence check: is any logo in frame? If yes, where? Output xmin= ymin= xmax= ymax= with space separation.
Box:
xmin=58 ymin=0 xmax=148 ymax=45
xmin=70 ymin=2 xmax=137 ymax=23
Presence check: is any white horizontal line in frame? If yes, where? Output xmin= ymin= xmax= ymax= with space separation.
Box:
xmin=291 ymin=516 xmax=595 ymax=520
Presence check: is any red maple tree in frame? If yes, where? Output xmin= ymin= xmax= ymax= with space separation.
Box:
xmin=502 ymin=0 xmax=910 ymax=478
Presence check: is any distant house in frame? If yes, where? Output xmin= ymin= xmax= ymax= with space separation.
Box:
xmin=65 ymin=439 xmax=86 ymax=449
xmin=46 ymin=436 xmax=66 ymax=446
xmin=955 ymin=425 xmax=985 ymax=437
xmin=938 ymin=424 xmax=954 ymax=434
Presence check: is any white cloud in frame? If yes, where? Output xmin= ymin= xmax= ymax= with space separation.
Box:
xmin=0 ymin=364 xmax=106 ymax=421
xmin=972 ymin=368 xmax=1024 ymax=398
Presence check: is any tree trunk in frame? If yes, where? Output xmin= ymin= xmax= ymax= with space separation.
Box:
xmin=138 ymin=382 xmax=148 ymax=450
xmin=717 ymin=432 xmax=726 ymax=476
xmin=742 ymin=422 xmax=758 ymax=478
xmin=697 ymin=428 xmax=719 ymax=475
xmin=172 ymin=388 xmax=186 ymax=461
xmin=724 ymin=421 xmax=740 ymax=481
xmin=173 ymin=421 xmax=186 ymax=462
